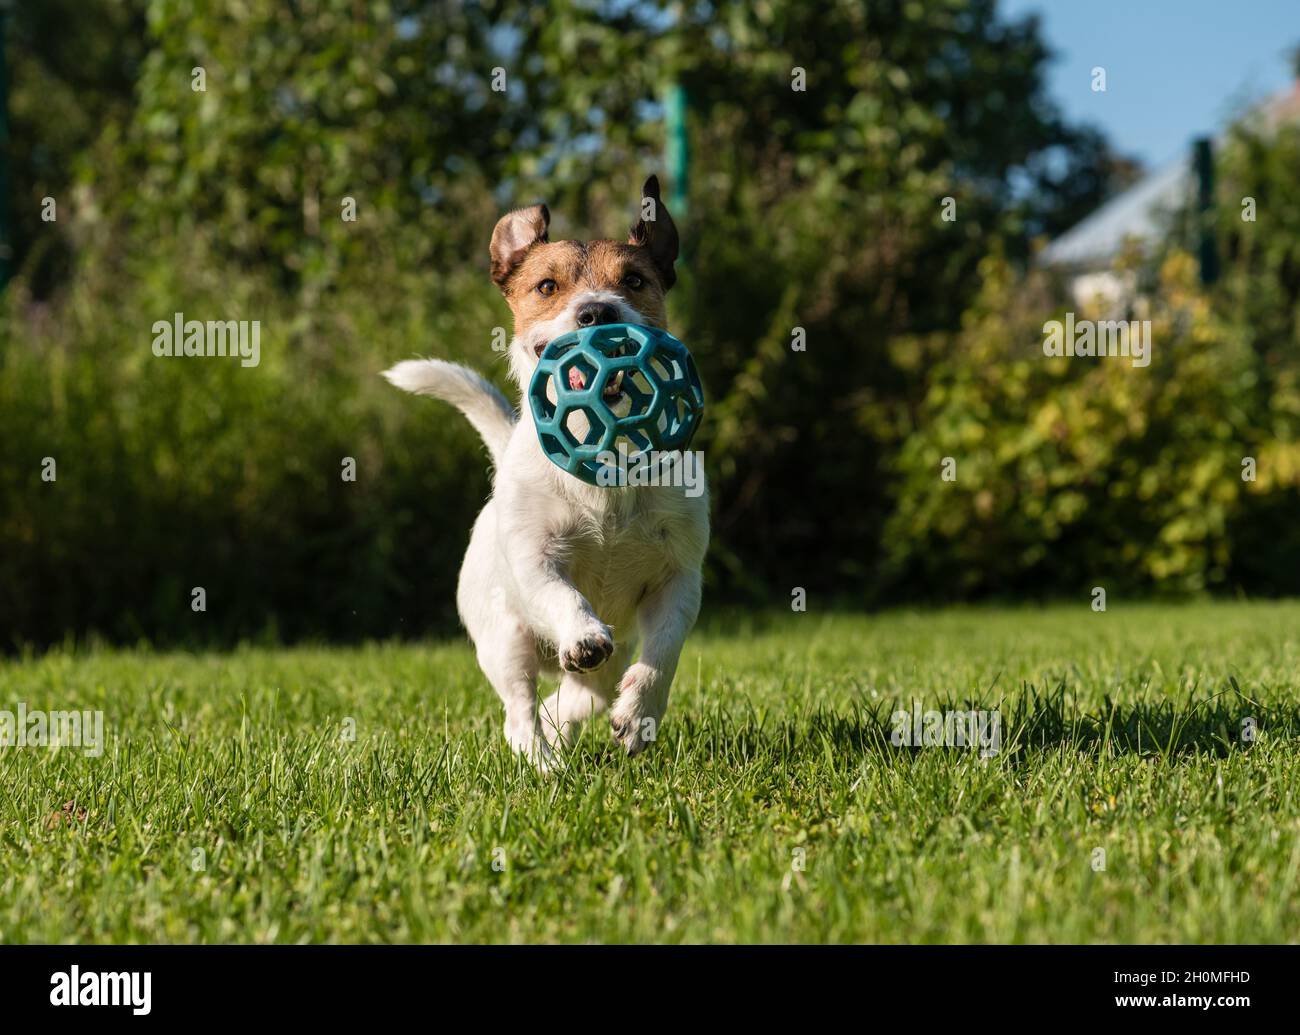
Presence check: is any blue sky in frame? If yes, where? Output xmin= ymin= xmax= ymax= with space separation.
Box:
xmin=1001 ymin=0 xmax=1300 ymax=171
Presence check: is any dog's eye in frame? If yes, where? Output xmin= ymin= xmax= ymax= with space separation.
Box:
xmin=622 ymin=273 xmax=645 ymax=290
xmin=536 ymin=279 xmax=557 ymax=297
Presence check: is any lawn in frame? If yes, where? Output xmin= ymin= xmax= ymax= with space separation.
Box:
xmin=3 ymin=601 xmax=1299 ymax=943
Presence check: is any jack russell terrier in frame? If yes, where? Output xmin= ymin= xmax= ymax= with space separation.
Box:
xmin=383 ymin=176 xmax=708 ymax=770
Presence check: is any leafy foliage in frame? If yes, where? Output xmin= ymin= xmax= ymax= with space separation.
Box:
xmin=885 ymin=252 xmax=1256 ymax=597
xmin=2 ymin=0 xmax=1293 ymax=645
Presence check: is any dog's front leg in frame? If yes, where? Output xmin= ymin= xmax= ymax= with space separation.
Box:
xmin=502 ymin=521 xmax=615 ymax=675
xmin=609 ymin=568 xmax=702 ymax=755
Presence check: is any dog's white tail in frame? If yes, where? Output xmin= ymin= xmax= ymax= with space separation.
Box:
xmin=382 ymin=359 xmax=516 ymax=463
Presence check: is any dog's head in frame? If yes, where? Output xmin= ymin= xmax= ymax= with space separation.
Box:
xmin=490 ymin=175 xmax=679 ymax=390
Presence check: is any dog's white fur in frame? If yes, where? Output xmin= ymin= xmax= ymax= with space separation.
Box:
xmin=383 ymin=291 xmax=708 ymax=769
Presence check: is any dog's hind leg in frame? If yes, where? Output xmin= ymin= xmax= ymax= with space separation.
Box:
xmin=458 ymin=503 xmax=553 ymax=771
xmin=539 ymin=643 xmax=631 ymax=750
xmin=473 ymin=612 xmax=553 ymax=771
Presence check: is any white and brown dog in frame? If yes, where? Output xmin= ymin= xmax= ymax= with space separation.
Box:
xmin=384 ymin=176 xmax=707 ymax=769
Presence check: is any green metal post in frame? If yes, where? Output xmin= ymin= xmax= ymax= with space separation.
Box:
xmin=664 ymin=81 xmax=688 ymax=220
xmin=0 ymin=4 xmax=10 ymax=292
xmin=1194 ymin=137 xmax=1218 ymax=286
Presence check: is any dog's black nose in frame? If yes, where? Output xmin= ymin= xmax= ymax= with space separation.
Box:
xmin=575 ymin=302 xmax=620 ymax=328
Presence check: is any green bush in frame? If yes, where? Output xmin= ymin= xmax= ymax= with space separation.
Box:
xmin=884 ymin=251 xmax=1258 ymax=597
xmin=1 ymin=248 xmax=506 ymax=645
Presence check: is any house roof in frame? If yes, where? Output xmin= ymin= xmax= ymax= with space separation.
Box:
xmin=1038 ymin=157 xmax=1191 ymax=269
xmin=1040 ymin=81 xmax=1300 ymax=271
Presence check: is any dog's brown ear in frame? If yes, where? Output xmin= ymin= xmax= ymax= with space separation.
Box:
xmin=490 ymin=203 xmax=550 ymax=288
xmin=628 ymin=175 xmax=679 ymax=290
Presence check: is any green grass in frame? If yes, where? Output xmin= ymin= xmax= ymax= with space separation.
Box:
xmin=3 ymin=601 xmax=1300 ymax=943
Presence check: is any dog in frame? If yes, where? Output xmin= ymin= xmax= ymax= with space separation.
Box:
xmin=383 ymin=176 xmax=708 ymax=769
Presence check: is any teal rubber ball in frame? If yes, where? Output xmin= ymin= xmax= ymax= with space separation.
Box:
xmin=528 ymin=323 xmax=704 ymax=486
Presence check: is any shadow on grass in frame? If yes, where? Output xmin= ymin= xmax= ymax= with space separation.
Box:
xmin=990 ymin=683 xmax=1294 ymax=763
xmin=608 ymin=685 xmax=1300 ymax=769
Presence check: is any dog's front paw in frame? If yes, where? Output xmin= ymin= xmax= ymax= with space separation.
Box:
xmin=609 ymin=713 xmax=654 ymax=756
xmin=609 ymin=663 xmax=665 ymax=756
xmin=559 ymin=623 xmax=614 ymax=673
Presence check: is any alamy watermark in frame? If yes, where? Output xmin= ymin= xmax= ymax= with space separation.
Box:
xmin=152 ymin=312 xmax=261 ymax=367
xmin=890 ymin=703 xmax=1002 ymax=757
xmin=0 ymin=702 xmax=104 ymax=757
xmin=1043 ymin=313 xmax=1151 ymax=368
xmin=594 ymin=445 xmax=706 ymax=497
xmin=50 ymin=967 xmax=151 ymax=1015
